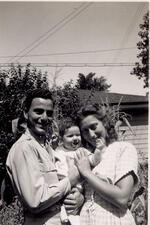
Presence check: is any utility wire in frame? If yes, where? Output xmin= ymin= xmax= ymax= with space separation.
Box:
xmin=106 ymin=3 xmax=146 ymax=76
xmin=0 ymin=63 xmax=136 ymax=68
xmin=16 ymin=2 xmax=93 ymax=62
xmin=0 ymin=47 xmax=136 ymax=59
xmin=8 ymin=2 xmax=93 ymax=63
xmin=7 ymin=2 xmax=86 ymax=63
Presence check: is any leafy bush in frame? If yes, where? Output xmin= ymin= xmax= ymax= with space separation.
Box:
xmin=53 ymin=81 xmax=81 ymax=121
xmin=0 ymin=196 xmax=24 ymax=225
xmin=132 ymin=160 xmax=148 ymax=225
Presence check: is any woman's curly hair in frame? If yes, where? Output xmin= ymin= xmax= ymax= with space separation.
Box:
xmin=76 ymin=103 xmax=118 ymax=147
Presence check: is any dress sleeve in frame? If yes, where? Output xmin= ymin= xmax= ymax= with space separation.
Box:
xmin=6 ymin=142 xmax=71 ymax=214
xmin=114 ymin=142 xmax=139 ymax=185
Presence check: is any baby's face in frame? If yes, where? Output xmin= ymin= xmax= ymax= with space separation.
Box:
xmin=63 ymin=126 xmax=81 ymax=151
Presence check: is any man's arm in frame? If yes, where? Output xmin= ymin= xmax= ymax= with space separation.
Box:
xmin=6 ymin=143 xmax=79 ymax=214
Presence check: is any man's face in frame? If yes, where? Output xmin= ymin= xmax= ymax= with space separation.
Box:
xmin=25 ymin=98 xmax=54 ymax=137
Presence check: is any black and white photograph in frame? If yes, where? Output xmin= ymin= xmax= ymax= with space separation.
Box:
xmin=0 ymin=1 xmax=148 ymax=225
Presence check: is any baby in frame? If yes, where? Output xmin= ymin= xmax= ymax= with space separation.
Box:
xmin=55 ymin=118 xmax=105 ymax=225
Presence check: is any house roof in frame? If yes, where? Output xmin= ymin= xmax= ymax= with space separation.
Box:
xmin=78 ymin=90 xmax=148 ymax=105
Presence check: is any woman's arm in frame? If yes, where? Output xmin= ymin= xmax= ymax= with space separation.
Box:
xmin=75 ymin=150 xmax=134 ymax=210
xmin=82 ymin=170 xmax=134 ymax=210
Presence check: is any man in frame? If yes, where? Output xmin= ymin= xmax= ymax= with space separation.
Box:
xmin=6 ymin=88 xmax=84 ymax=225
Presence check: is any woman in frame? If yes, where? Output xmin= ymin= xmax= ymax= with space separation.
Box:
xmin=75 ymin=104 xmax=138 ymax=225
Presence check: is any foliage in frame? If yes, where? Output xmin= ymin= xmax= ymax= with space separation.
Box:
xmin=0 ymin=196 xmax=24 ymax=225
xmin=0 ymin=63 xmax=49 ymax=184
xmin=53 ymin=80 xmax=81 ymax=121
xmin=129 ymin=159 xmax=148 ymax=225
xmin=131 ymin=11 xmax=149 ymax=88
xmin=75 ymin=72 xmax=111 ymax=91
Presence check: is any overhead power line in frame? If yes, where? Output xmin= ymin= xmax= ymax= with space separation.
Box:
xmin=8 ymin=2 xmax=93 ymax=63
xmin=0 ymin=47 xmax=136 ymax=59
xmin=0 ymin=63 xmax=135 ymax=68
xmin=106 ymin=3 xmax=146 ymax=76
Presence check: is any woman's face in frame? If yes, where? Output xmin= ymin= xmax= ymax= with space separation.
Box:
xmin=80 ymin=115 xmax=107 ymax=148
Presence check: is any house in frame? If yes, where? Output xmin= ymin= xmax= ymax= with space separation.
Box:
xmin=78 ymin=90 xmax=148 ymax=162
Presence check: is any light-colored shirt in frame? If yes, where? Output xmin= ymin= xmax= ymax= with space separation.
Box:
xmin=6 ymin=128 xmax=71 ymax=225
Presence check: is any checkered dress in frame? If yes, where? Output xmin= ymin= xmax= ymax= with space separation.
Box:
xmin=80 ymin=141 xmax=138 ymax=225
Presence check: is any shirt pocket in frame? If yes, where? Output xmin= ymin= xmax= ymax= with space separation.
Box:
xmin=39 ymin=160 xmax=58 ymax=183
xmin=39 ymin=162 xmax=56 ymax=172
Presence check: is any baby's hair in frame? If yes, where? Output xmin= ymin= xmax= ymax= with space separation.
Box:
xmin=58 ymin=117 xmax=79 ymax=138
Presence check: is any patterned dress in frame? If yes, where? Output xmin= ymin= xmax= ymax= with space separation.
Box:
xmin=80 ymin=141 xmax=138 ymax=225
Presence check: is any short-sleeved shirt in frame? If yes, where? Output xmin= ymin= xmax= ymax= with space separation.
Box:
xmin=80 ymin=141 xmax=138 ymax=225
xmin=6 ymin=129 xmax=71 ymax=225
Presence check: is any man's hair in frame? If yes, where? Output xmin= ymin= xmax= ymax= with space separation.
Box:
xmin=24 ymin=88 xmax=54 ymax=112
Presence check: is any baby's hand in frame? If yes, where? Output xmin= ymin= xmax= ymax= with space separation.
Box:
xmin=96 ymin=137 xmax=105 ymax=150
xmin=90 ymin=148 xmax=102 ymax=167
xmin=90 ymin=138 xmax=105 ymax=167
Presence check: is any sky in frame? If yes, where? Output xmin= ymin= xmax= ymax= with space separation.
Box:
xmin=0 ymin=1 xmax=149 ymax=96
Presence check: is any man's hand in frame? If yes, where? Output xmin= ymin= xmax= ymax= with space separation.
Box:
xmin=63 ymin=187 xmax=84 ymax=215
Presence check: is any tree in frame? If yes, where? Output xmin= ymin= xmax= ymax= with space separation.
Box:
xmin=131 ymin=11 xmax=149 ymax=89
xmin=0 ymin=64 xmax=49 ymax=185
xmin=75 ymin=72 xmax=111 ymax=91
xmin=53 ymin=81 xmax=81 ymax=121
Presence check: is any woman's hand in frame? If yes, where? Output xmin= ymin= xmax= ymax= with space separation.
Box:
xmin=75 ymin=149 xmax=92 ymax=178
xmin=67 ymin=157 xmax=80 ymax=187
